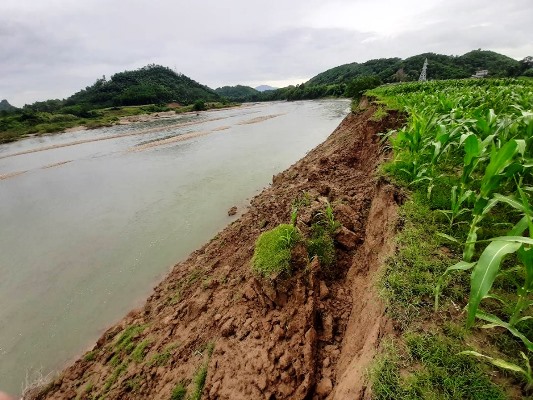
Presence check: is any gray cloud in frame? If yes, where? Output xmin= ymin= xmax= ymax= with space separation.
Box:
xmin=0 ymin=0 xmax=531 ymax=106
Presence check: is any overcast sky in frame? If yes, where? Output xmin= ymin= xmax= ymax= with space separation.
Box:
xmin=1 ymin=0 xmax=532 ymax=106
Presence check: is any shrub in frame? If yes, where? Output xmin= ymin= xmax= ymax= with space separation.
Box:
xmin=252 ymin=224 xmax=300 ymax=278
xmin=193 ymin=100 xmax=206 ymax=111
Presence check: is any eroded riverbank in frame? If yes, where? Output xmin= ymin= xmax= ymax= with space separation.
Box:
xmin=31 ymin=104 xmax=403 ymax=399
xmin=0 ymin=100 xmax=349 ymax=396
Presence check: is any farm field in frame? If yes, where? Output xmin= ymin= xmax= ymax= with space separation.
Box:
xmin=368 ymin=78 xmax=533 ymax=399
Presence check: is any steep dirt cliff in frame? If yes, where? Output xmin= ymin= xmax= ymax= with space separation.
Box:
xmin=32 ymin=104 xmax=403 ymax=400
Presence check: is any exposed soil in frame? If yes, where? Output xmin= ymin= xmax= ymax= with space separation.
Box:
xmin=32 ymin=104 xmax=403 ymax=400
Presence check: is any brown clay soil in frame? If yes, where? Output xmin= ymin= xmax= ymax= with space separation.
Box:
xmin=32 ymin=104 xmax=404 ymax=400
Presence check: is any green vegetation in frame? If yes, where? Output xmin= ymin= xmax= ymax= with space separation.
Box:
xmin=308 ymin=50 xmax=524 ymax=87
xmin=171 ymin=381 xmax=187 ymax=400
xmin=67 ymin=65 xmax=220 ymax=108
xmin=83 ymin=350 xmax=97 ymax=362
xmin=252 ymin=50 xmax=529 ymax=104
xmin=125 ymin=376 xmax=142 ymax=393
xmin=371 ymin=78 xmax=533 ymax=397
xmin=2 ymin=51 xmax=527 ymax=144
xmin=168 ymin=342 xmax=213 ymax=400
xmin=0 ymin=65 xmax=232 ymax=143
xmin=189 ymin=363 xmax=208 ymax=400
xmin=307 ymin=203 xmax=340 ymax=271
xmin=0 ymin=101 xmax=234 ymax=144
xmin=345 ymin=75 xmax=382 ymax=99
xmin=252 ymin=199 xmax=342 ymax=280
xmin=215 ymin=85 xmax=261 ymax=102
xmin=103 ymin=362 xmax=128 ymax=393
xmin=252 ymin=224 xmax=300 ymax=278
xmin=372 ymin=334 xmax=505 ymax=400
xmin=0 ymin=99 xmax=17 ymax=112
xmin=114 ymin=324 xmax=146 ymax=353
xmin=149 ymin=342 xmax=179 ymax=367
xmin=170 ymin=268 xmax=207 ymax=304
xmin=131 ymin=339 xmax=152 ymax=363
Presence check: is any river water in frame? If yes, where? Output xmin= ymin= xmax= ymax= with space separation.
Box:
xmin=0 ymin=99 xmax=349 ymax=394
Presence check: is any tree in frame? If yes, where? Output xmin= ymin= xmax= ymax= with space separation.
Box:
xmin=344 ymin=75 xmax=382 ymax=99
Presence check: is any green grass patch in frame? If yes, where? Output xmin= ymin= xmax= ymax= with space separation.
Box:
xmin=102 ymin=362 xmax=128 ymax=393
xmin=170 ymin=268 xmax=207 ymax=304
xmin=83 ymin=350 xmax=97 ymax=362
xmin=251 ymin=224 xmax=300 ymax=278
xmin=131 ymin=339 xmax=152 ymax=363
xmin=370 ymin=105 xmax=388 ymax=121
xmin=114 ymin=324 xmax=146 ymax=353
xmin=125 ymin=376 xmax=142 ymax=393
xmin=149 ymin=343 xmax=179 ymax=367
xmin=372 ymin=334 xmax=506 ymax=400
xmin=189 ymin=364 xmax=208 ymax=400
xmin=307 ymin=233 xmax=335 ymax=267
xmin=171 ymin=381 xmax=187 ymax=400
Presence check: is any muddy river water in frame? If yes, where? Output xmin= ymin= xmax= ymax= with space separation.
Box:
xmin=0 ymin=99 xmax=349 ymax=394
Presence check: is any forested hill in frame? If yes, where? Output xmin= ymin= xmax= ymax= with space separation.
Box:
xmin=0 ymin=99 xmax=17 ymax=111
xmin=66 ymin=65 xmax=220 ymax=108
xmin=215 ymin=85 xmax=261 ymax=102
xmin=307 ymin=50 xmax=523 ymax=86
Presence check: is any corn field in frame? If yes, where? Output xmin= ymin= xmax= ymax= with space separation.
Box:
xmin=370 ymin=78 xmax=533 ymax=388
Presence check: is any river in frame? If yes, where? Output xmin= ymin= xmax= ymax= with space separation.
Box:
xmin=0 ymin=99 xmax=349 ymax=394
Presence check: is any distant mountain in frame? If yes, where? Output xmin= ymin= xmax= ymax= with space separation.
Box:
xmin=215 ymin=85 xmax=260 ymax=102
xmin=306 ymin=50 xmax=521 ymax=86
xmin=66 ymin=64 xmax=220 ymax=108
xmin=255 ymin=85 xmax=278 ymax=92
xmin=0 ymin=99 xmax=17 ymax=111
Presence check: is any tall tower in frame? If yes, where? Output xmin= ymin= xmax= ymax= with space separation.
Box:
xmin=419 ymin=58 xmax=428 ymax=82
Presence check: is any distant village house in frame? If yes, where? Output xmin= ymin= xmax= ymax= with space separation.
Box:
xmin=471 ymin=69 xmax=489 ymax=78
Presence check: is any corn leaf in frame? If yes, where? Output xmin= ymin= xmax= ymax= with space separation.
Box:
xmin=476 ymin=310 xmax=533 ymax=351
xmin=467 ymin=240 xmax=521 ymax=328
xmin=459 ymin=351 xmax=527 ymax=374
xmin=434 ymin=261 xmax=476 ymax=310
xmin=480 ymin=140 xmax=518 ymax=198
xmin=508 ymin=215 xmax=529 ymax=236
xmin=486 ymin=236 xmax=533 ymax=245
xmin=463 ymin=134 xmax=480 ymax=166
xmin=493 ymin=193 xmax=526 ymax=213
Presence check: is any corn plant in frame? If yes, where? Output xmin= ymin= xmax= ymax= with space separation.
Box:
xmin=370 ymin=79 xmax=533 ymax=390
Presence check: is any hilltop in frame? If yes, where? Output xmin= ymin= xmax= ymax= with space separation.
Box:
xmin=66 ymin=65 xmax=221 ymax=109
xmin=0 ymin=100 xmax=17 ymax=112
xmin=254 ymin=50 xmax=529 ymax=102
xmin=215 ymin=85 xmax=260 ymax=102
xmin=0 ymin=65 xmax=230 ymax=144
xmin=306 ymin=50 xmax=521 ymax=86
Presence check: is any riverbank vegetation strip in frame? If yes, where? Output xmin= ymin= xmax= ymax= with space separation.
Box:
xmin=367 ymin=78 xmax=533 ymax=398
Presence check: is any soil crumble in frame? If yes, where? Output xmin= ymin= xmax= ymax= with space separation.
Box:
xmin=32 ymin=104 xmax=403 ymax=400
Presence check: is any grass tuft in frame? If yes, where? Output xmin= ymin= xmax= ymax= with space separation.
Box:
xmin=251 ymin=224 xmax=300 ymax=278
xmin=131 ymin=339 xmax=152 ymax=363
xmin=189 ymin=364 xmax=208 ymax=400
xmin=170 ymin=381 xmax=187 ymax=400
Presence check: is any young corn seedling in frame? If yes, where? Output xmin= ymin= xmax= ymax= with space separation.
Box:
xmin=438 ymin=185 xmax=473 ymax=229
xmin=463 ymin=139 xmax=524 ymax=262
